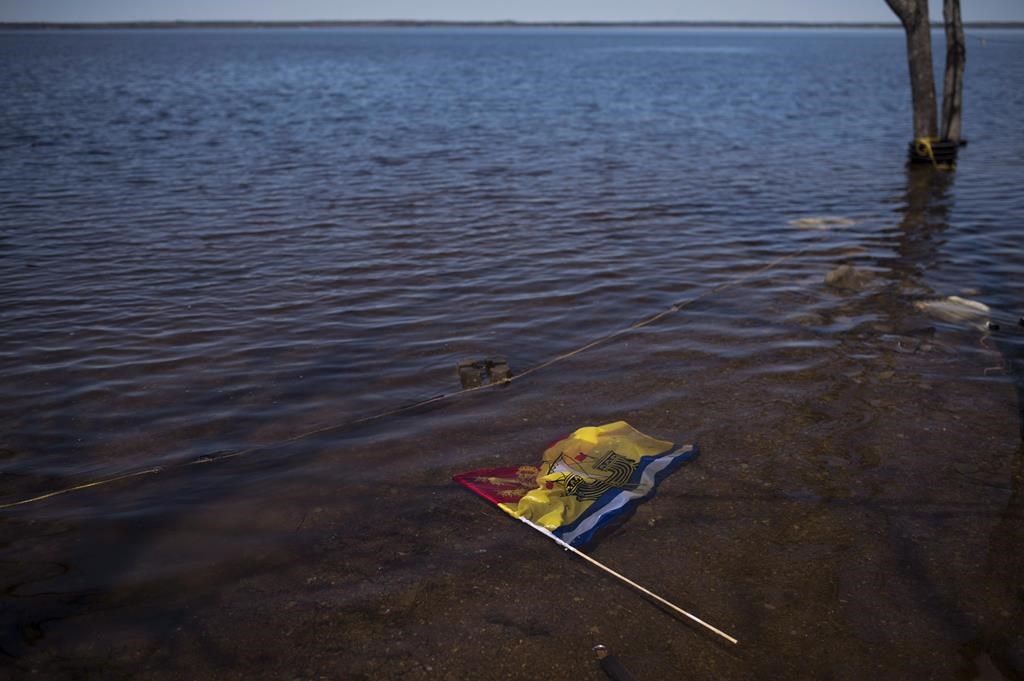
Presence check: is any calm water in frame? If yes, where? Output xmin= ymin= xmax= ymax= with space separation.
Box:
xmin=1 ymin=28 xmax=1024 ymax=680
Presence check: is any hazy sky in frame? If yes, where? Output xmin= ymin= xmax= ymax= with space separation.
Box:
xmin=1 ymin=0 xmax=1022 ymax=23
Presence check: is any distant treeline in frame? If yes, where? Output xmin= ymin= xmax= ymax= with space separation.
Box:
xmin=2 ymin=20 xmax=1023 ymax=30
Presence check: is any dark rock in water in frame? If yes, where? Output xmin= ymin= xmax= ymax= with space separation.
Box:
xmin=488 ymin=357 xmax=511 ymax=382
xmin=824 ymin=265 xmax=875 ymax=292
xmin=457 ymin=360 xmax=484 ymax=388
xmin=794 ymin=312 xmax=828 ymax=327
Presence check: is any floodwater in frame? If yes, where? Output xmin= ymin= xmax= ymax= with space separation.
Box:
xmin=1 ymin=27 xmax=1023 ymax=680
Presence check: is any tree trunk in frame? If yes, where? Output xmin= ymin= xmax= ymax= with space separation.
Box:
xmin=885 ymin=0 xmax=938 ymax=139
xmin=941 ymin=0 xmax=966 ymax=142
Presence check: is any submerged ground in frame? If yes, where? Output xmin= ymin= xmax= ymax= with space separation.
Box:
xmin=3 ymin=270 xmax=1022 ymax=680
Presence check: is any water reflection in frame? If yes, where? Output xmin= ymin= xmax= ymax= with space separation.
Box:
xmin=892 ymin=164 xmax=954 ymax=280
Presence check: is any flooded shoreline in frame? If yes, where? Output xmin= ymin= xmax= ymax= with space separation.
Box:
xmin=3 ymin=279 xmax=1021 ymax=679
xmin=2 ymin=28 xmax=1024 ymax=680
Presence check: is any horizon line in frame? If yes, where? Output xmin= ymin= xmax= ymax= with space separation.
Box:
xmin=3 ymin=19 xmax=1024 ymax=30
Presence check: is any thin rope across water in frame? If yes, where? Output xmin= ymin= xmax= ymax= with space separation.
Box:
xmin=0 ymin=243 xmax=815 ymax=511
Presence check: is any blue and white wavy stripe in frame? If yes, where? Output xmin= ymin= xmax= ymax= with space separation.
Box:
xmin=553 ymin=443 xmax=698 ymax=548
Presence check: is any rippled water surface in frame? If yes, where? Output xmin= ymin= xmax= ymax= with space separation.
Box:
xmin=1 ymin=28 xmax=1023 ymax=680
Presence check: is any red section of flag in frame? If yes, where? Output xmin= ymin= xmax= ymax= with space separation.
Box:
xmin=453 ymin=467 xmax=538 ymax=506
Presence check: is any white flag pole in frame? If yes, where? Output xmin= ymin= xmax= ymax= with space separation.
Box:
xmin=512 ymin=514 xmax=739 ymax=645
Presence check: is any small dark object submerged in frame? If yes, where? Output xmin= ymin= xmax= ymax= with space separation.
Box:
xmin=457 ymin=357 xmax=511 ymax=388
xmin=593 ymin=644 xmax=639 ymax=681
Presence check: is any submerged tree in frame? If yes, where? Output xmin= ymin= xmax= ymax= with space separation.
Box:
xmin=884 ymin=0 xmax=965 ymax=162
xmin=939 ymin=0 xmax=966 ymax=143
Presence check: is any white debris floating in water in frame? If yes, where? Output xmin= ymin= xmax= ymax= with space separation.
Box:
xmin=788 ymin=216 xmax=858 ymax=230
xmin=915 ymin=296 xmax=990 ymax=324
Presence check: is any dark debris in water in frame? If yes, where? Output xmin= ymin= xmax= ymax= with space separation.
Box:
xmin=824 ymin=265 xmax=877 ymax=293
xmin=457 ymin=357 xmax=512 ymax=389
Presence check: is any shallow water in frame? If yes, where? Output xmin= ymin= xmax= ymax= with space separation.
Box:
xmin=1 ymin=27 xmax=1023 ymax=680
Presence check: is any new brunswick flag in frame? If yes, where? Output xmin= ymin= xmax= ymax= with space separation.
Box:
xmin=453 ymin=421 xmax=697 ymax=547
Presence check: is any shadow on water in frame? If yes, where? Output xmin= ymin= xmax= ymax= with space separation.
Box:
xmin=975 ymin=438 xmax=1024 ymax=681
